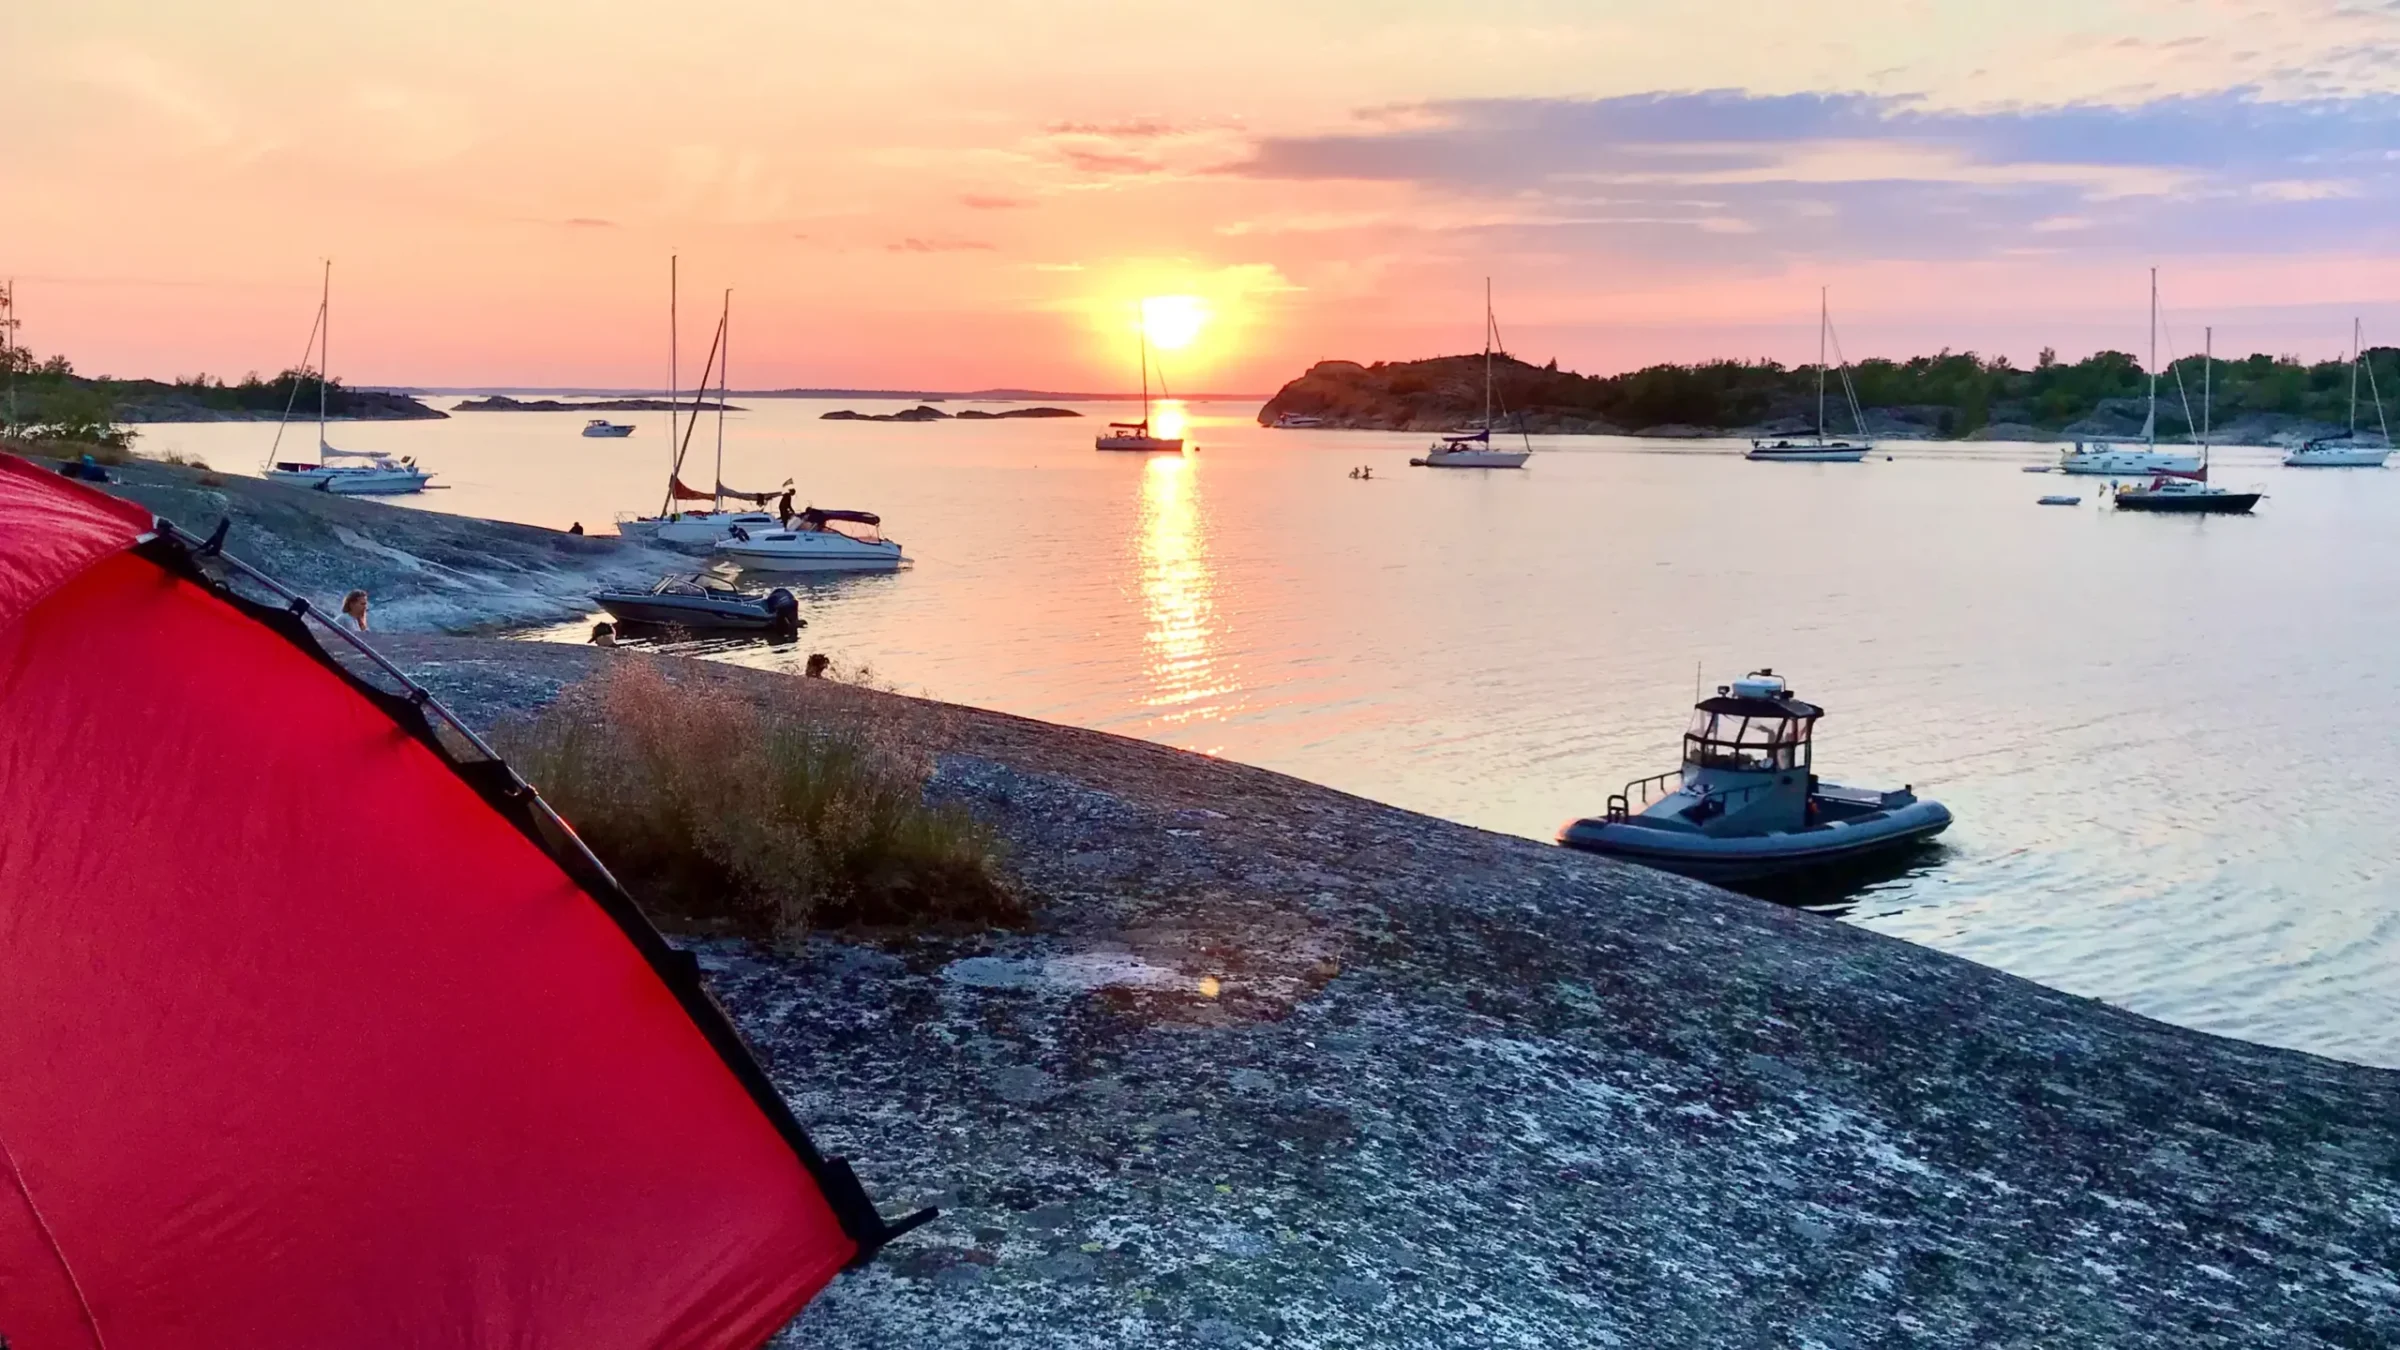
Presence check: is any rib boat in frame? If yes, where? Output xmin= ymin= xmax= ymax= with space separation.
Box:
xmin=1557 ymin=670 xmax=1952 ymax=882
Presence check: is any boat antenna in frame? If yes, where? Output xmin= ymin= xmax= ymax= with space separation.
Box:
xmin=714 ymin=288 xmax=730 ymax=512
xmin=2350 ymin=317 xmax=2361 ymax=437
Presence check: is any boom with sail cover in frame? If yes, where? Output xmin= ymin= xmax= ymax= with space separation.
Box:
xmin=0 ymin=453 xmax=925 ymax=1349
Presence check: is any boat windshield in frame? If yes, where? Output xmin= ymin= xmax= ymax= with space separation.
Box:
xmin=1683 ymin=709 xmax=1814 ymax=772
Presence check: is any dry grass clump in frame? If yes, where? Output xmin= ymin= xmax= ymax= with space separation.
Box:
xmin=499 ymin=659 xmax=1022 ymax=939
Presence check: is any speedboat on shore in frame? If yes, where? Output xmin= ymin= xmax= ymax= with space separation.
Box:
xmin=583 ymin=419 xmax=636 ymax=438
xmin=1558 ymin=669 xmax=1951 ymax=883
xmin=593 ymin=573 xmax=801 ymax=632
xmin=714 ymin=508 xmax=904 ymax=572
xmin=266 ymin=446 xmax=432 ymax=495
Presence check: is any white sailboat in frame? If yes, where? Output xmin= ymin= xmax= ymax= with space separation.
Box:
xmin=617 ymin=265 xmax=784 ymax=545
xmin=1095 ymin=308 xmax=1184 ymax=452
xmin=2059 ymin=270 xmax=2202 ymax=477
xmin=262 ymin=261 xmax=432 ymax=495
xmin=1749 ymin=288 xmax=1872 ymax=462
xmin=2284 ymin=318 xmax=2391 ymax=467
xmin=1411 ymin=278 xmax=1532 ymax=469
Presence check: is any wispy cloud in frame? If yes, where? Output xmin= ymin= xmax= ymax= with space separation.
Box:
xmin=1220 ymin=89 xmax=2400 ymax=261
xmin=564 ymin=217 xmax=616 ymax=228
xmin=888 ymin=236 xmax=995 ymax=253
xmin=960 ymin=193 xmax=1032 ymax=210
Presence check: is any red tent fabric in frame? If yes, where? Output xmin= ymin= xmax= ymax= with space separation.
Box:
xmin=0 ymin=456 xmax=901 ymax=1348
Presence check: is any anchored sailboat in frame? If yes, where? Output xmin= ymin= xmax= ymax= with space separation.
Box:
xmin=1411 ymin=278 xmax=1532 ymax=469
xmin=1096 ymin=304 xmax=1184 ymax=452
xmin=2115 ymin=318 xmax=2260 ymax=514
xmin=2060 ymin=270 xmax=2202 ymax=478
xmin=1749 ymin=288 xmax=1872 ymax=462
xmin=2284 ymin=318 xmax=2392 ymax=467
xmin=262 ymin=261 xmax=432 ymax=495
xmin=617 ymin=264 xmax=788 ymax=545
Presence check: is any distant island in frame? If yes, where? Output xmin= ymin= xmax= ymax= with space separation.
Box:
xmin=0 ymin=357 xmax=445 ymax=430
xmin=1260 ymin=346 xmax=2399 ymax=443
xmin=821 ymin=405 xmax=1079 ymax=422
xmin=452 ymin=394 xmax=739 ymax=413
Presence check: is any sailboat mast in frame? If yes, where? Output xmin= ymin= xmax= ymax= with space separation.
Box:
xmin=2351 ymin=317 xmax=2362 ymax=436
xmin=2203 ymin=326 xmax=2213 ymax=469
xmin=318 ymin=260 xmax=330 ymax=449
xmin=1818 ymin=286 xmax=1828 ymax=438
xmin=1139 ymin=310 xmax=1150 ymax=428
xmin=670 ymin=256 xmax=680 ymax=475
xmin=1484 ymin=277 xmax=1494 ymax=432
xmin=2146 ymin=267 xmax=2159 ymax=449
xmin=713 ymin=290 xmax=729 ymax=512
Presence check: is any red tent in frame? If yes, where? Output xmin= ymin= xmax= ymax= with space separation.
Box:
xmin=0 ymin=455 xmax=920 ymax=1348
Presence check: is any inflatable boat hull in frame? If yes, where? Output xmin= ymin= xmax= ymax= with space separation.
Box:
xmin=1558 ymin=798 xmax=1952 ymax=883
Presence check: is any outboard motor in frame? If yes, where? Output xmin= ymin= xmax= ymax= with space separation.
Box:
xmin=765 ymin=587 xmax=802 ymax=634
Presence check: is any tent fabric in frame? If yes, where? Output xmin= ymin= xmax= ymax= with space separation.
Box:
xmin=0 ymin=453 xmax=152 ymax=629
xmin=0 ymin=458 xmax=873 ymax=1348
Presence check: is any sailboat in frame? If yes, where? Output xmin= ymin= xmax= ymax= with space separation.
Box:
xmin=2284 ymin=319 xmax=2392 ymax=467
xmin=2115 ymin=321 xmax=2260 ymax=514
xmin=1410 ymin=278 xmax=1532 ymax=469
xmin=262 ymin=261 xmax=432 ymax=495
xmin=1095 ymin=305 xmax=1184 ymax=452
xmin=616 ymin=265 xmax=787 ymax=546
xmin=2059 ymin=271 xmax=2203 ymax=477
xmin=1749 ymin=288 xmax=1873 ymax=462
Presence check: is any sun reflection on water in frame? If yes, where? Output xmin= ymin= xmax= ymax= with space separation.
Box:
xmin=1136 ymin=453 xmax=1230 ymax=724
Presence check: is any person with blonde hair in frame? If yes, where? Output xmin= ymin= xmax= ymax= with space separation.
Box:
xmin=337 ymin=590 xmax=370 ymax=632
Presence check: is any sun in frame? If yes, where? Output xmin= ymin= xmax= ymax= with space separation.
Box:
xmin=1141 ymin=295 xmax=1209 ymax=351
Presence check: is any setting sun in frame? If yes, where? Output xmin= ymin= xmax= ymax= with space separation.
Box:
xmin=1140 ymin=295 xmax=1209 ymax=351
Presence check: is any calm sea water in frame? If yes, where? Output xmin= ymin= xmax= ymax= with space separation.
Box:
xmin=146 ymin=399 xmax=2400 ymax=1067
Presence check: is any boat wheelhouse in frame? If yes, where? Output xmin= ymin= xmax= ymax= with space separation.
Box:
xmin=1558 ymin=670 xmax=1952 ymax=882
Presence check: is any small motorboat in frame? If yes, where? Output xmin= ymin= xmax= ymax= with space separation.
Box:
xmin=591 ymin=573 xmax=801 ymax=632
xmin=2019 ymin=465 xmax=2054 ymax=474
xmin=582 ymin=419 xmax=636 ymax=438
xmin=1558 ymin=670 xmax=1952 ymax=883
xmin=2037 ymin=494 xmax=2081 ymax=505
xmin=1271 ymin=413 xmax=1327 ymax=429
xmin=714 ymin=507 xmax=904 ymax=572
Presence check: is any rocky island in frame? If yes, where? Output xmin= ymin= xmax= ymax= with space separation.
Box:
xmin=452 ymin=393 xmax=740 ymax=413
xmin=25 ymin=445 xmax=2400 ymax=1347
xmin=1260 ymin=346 xmax=2396 ymax=444
xmin=823 ymin=406 xmax=1080 ymax=422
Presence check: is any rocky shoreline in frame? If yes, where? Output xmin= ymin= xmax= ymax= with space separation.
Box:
xmin=52 ymin=452 xmax=2400 ymax=1347
xmin=375 ymin=634 xmax=2400 ymax=1350
xmin=452 ymin=393 xmax=740 ymax=413
xmin=112 ymin=385 xmax=447 ymax=423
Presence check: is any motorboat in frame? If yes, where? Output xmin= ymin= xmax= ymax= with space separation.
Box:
xmin=1749 ymin=287 xmax=1874 ymax=463
xmin=266 ymin=447 xmax=432 ymax=495
xmin=1414 ymin=427 xmax=1532 ymax=469
xmin=714 ymin=507 xmax=904 ymax=572
xmin=259 ymin=262 xmax=434 ymax=496
xmin=1271 ymin=413 xmax=1327 ymax=429
xmin=2113 ymin=322 xmax=2259 ymax=514
xmin=1411 ymin=279 xmax=1532 ymax=470
xmin=583 ymin=419 xmax=636 ymax=438
xmin=592 ymin=572 xmax=801 ymax=632
xmin=2283 ymin=319 xmax=2390 ymax=467
xmin=1557 ymin=669 xmax=1952 ymax=883
xmin=1096 ymin=311 xmax=1185 ymax=452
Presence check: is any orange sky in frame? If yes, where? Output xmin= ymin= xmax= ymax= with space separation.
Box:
xmin=8 ymin=0 xmax=2400 ymax=391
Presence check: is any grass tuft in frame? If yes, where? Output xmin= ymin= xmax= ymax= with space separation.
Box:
xmin=498 ymin=659 xmax=1023 ymax=940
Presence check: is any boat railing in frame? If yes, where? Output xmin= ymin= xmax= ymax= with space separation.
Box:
xmin=1605 ymin=770 xmax=1771 ymax=824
